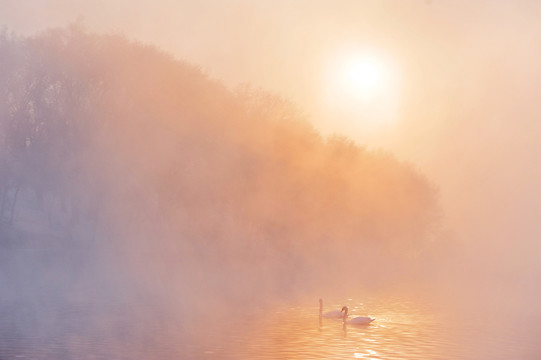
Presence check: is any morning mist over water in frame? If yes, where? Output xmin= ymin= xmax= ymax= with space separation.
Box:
xmin=1 ymin=1 xmax=541 ymax=359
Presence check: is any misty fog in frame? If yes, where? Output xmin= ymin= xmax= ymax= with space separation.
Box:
xmin=1 ymin=1 xmax=541 ymax=359
xmin=0 ymin=26 xmax=444 ymax=358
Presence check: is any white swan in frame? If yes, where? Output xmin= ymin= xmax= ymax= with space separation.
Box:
xmin=341 ymin=306 xmax=375 ymax=325
xmin=319 ymin=298 xmax=345 ymax=319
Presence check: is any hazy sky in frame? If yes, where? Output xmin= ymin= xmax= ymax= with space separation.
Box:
xmin=2 ymin=0 xmax=540 ymax=267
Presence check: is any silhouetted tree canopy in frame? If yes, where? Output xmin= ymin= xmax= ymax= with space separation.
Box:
xmin=0 ymin=26 xmax=441 ymax=293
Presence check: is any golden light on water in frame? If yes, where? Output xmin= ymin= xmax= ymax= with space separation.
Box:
xmin=224 ymin=296 xmax=461 ymax=359
xmin=354 ymin=349 xmax=379 ymax=358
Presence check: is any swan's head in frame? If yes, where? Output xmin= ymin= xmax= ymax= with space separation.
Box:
xmin=341 ymin=306 xmax=348 ymax=313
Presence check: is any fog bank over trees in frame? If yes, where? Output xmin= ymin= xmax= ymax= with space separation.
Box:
xmin=0 ymin=26 xmax=442 ymax=330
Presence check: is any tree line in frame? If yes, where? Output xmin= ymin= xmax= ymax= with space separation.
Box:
xmin=0 ymin=25 xmax=441 ymax=293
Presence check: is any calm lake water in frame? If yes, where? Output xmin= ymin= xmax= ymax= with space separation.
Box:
xmin=1 ymin=293 xmax=539 ymax=359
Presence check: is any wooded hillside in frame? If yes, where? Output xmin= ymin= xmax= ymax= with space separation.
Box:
xmin=0 ymin=26 xmax=440 ymax=296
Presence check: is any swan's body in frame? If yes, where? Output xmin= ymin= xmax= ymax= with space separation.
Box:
xmin=319 ymin=299 xmax=345 ymax=319
xmin=341 ymin=306 xmax=375 ymax=325
xmin=346 ymin=316 xmax=375 ymax=325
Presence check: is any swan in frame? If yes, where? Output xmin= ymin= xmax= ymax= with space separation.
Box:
xmin=341 ymin=306 xmax=375 ymax=325
xmin=319 ymin=298 xmax=345 ymax=319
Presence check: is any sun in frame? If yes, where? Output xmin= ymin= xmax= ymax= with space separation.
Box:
xmin=338 ymin=54 xmax=386 ymax=102
xmin=321 ymin=48 xmax=400 ymax=133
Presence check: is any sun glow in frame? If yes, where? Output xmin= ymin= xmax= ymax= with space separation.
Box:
xmin=339 ymin=56 xmax=385 ymax=101
xmin=322 ymin=48 xmax=401 ymax=134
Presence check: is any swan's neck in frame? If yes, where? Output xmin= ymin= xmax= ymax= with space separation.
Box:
xmin=342 ymin=306 xmax=348 ymax=321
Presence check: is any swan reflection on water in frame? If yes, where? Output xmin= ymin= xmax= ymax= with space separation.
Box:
xmin=318 ymin=298 xmax=345 ymax=319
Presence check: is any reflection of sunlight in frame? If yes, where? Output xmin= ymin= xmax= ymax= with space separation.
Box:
xmin=232 ymin=296 xmax=451 ymax=359
xmin=354 ymin=349 xmax=378 ymax=358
